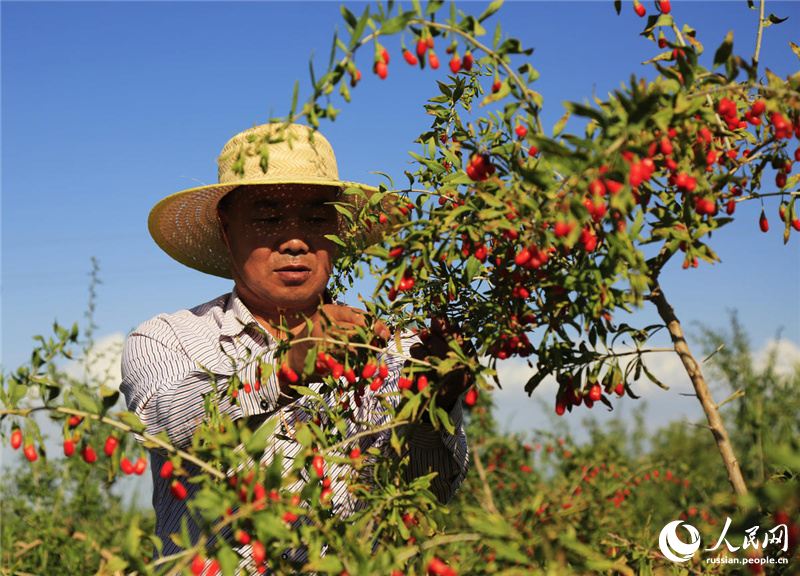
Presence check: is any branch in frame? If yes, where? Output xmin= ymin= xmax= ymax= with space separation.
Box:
xmin=646 ymin=282 xmax=749 ymax=497
xmin=753 ymin=0 xmax=766 ymax=70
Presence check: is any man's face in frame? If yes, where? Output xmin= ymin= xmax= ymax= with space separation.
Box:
xmin=218 ymin=184 xmax=339 ymax=317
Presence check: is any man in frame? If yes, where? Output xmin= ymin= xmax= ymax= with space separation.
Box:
xmin=120 ymin=123 xmax=470 ymax=568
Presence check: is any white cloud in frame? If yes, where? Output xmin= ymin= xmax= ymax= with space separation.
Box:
xmin=488 ymin=338 xmax=800 ymax=436
xmin=753 ymin=339 xmax=800 ymax=377
xmin=63 ymin=332 xmax=125 ymax=390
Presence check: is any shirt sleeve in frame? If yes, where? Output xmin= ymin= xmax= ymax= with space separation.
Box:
xmin=120 ymin=317 xmax=282 ymax=450
xmin=370 ymin=332 xmax=470 ymax=504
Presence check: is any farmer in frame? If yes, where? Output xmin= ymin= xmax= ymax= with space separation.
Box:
xmin=120 ymin=123 xmax=470 ymax=565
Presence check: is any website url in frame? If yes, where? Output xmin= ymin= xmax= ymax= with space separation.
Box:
xmin=705 ymin=557 xmax=788 ymax=565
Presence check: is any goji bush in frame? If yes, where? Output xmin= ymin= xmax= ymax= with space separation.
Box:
xmin=2 ymin=1 xmax=799 ymax=574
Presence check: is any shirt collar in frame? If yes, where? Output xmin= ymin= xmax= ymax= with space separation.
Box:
xmin=219 ymin=286 xmax=261 ymax=339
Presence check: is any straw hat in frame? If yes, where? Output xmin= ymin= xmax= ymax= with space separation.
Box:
xmin=149 ymin=123 xmax=390 ymax=279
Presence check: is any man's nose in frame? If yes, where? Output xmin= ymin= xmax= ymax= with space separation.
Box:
xmin=277 ymin=220 xmax=310 ymax=255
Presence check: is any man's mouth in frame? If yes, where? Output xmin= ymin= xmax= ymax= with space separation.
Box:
xmin=276 ymin=265 xmax=311 ymax=272
xmin=274 ymin=264 xmax=312 ymax=283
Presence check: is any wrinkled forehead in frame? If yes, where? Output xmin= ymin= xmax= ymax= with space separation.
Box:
xmin=219 ymin=184 xmax=341 ymax=213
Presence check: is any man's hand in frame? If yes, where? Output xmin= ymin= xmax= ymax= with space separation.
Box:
xmin=282 ymin=305 xmax=390 ymax=392
xmin=408 ymin=317 xmax=476 ymax=412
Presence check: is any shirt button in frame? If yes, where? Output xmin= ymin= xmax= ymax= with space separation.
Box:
xmin=281 ymin=552 xmax=289 ymax=559
xmin=260 ymin=400 xmax=269 ymax=410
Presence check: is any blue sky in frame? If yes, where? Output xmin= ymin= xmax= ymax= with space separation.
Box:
xmin=2 ymin=1 xmax=799 ymax=434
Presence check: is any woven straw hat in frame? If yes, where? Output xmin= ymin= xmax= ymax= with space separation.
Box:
xmin=149 ymin=123 xmax=387 ymax=279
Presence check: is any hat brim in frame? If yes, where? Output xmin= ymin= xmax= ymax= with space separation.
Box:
xmin=149 ymin=179 xmax=395 ymax=279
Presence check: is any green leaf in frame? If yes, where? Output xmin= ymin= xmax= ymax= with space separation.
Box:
xmin=341 ymin=5 xmax=357 ymax=29
xmin=425 ymin=0 xmax=444 ymax=15
xmin=712 ymin=30 xmax=734 ymax=70
xmin=325 ymin=234 xmax=347 ymax=248
xmin=379 ymin=10 xmax=416 ymax=35
xmin=524 ymin=370 xmax=548 ymax=395
xmin=116 ymin=411 xmax=146 ymax=433
xmin=349 ymin=7 xmax=371 ymax=51
xmin=763 ymin=13 xmax=789 ymax=27
xmin=304 ymin=555 xmax=344 ymax=572
xmin=478 ymin=0 xmax=503 ymax=23
xmin=71 ymin=387 xmax=100 ymax=414
xmin=789 ymin=42 xmax=800 ymax=62
xmin=479 ymin=80 xmax=510 ymax=106
xmin=245 ymin=416 xmax=279 ymax=455
xmin=552 ymin=110 xmax=570 ymax=137
xmin=217 ymin=545 xmax=239 ymax=576
xmin=100 ymin=385 xmax=120 ymax=412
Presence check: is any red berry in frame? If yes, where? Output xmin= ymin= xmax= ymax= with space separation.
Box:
xmin=465 ymin=388 xmax=478 ymax=406
xmin=381 ymin=47 xmax=390 ymax=65
xmin=428 ymin=51 xmax=439 ymax=69
xmin=169 ymin=479 xmax=187 ymax=500
xmin=64 ymin=439 xmax=75 ymax=457
xmin=751 ymin=99 xmax=766 ymax=117
xmin=553 ymin=221 xmax=572 ymax=238
xmin=10 ymin=429 xmax=22 ymax=450
xmin=252 ymin=541 xmax=266 ymax=565
xmin=350 ymin=447 xmax=361 ymax=459
xmin=529 ymin=145 xmax=539 ymax=156
xmin=759 ymin=212 xmax=769 ymax=233
xmin=120 ymin=457 xmax=134 ymax=474
xmin=236 ymin=529 xmax=251 ymax=545
xmin=374 ymin=60 xmax=388 ymax=80
xmin=776 ymin=172 xmax=787 ymax=188
xmin=191 ymin=555 xmax=205 ymax=576
xmin=726 ymin=199 xmax=736 ymax=215
xmin=82 ymin=445 xmax=97 ymax=464
xmin=793 ymin=218 xmax=800 ymax=232
xmin=633 ymin=0 xmax=646 ymax=17
xmin=312 ymin=454 xmax=324 ymax=477
xmin=133 ymin=456 xmax=147 ymax=475
xmin=68 ymin=416 xmax=82 ymax=427
xmin=491 ymin=79 xmax=502 ymax=93
xmin=555 ymin=397 xmax=566 ymax=416
xmin=658 ymin=0 xmax=671 ymax=14
xmin=160 ymin=460 xmax=174 ymax=479
xmin=379 ymin=364 xmax=389 ymax=379
xmin=403 ymin=49 xmax=418 ymax=66
xmin=24 ymin=444 xmax=38 ymax=462
xmin=416 ymin=375 xmax=429 ymax=391
xmin=580 ymin=227 xmax=597 ymax=252
xmin=361 ymin=362 xmax=377 ymax=379
xmin=588 ymin=383 xmax=602 ymax=402
xmin=461 ymin=52 xmax=474 ymax=71
xmin=614 ymin=383 xmax=624 ymax=397
xmin=515 ymin=124 xmax=528 ymax=139
xmin=104 ymin=435 xmax=119 ymax=456
xmin=416 ymin=39 xmax=427 ymax=58
xmin=427 ymin=556 xmax=456 ymax=576
xmin=448 ymin=56 xmax=461 ymax=74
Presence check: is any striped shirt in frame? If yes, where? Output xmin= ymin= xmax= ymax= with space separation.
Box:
xmin=120 ymin=289 xmax=469 ymax=563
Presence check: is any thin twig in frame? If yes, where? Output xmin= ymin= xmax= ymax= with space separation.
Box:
xmin=471 ymin=450 xmax=502 ymax=517
xmin=700 ymin=343 xmax=725 ymax=366
xmin=753 ymin=0 xmax=766 ymax=70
